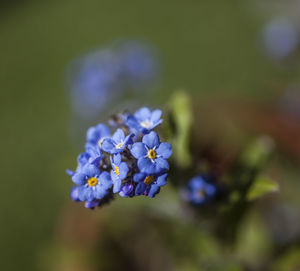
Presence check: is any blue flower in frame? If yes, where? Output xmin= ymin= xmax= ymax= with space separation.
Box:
xmin=110 ymin=153 xmax=129 ymax=193
xmin=86 ymin=123 xmax=110 ymax=145
xmin=84 ymin=200 xmax=100 ymax=209
xmin=119 ymin=183 xmax=134 ymax=198
xmin=118 ymin=41 xmax=159 ymax=90
xmin=261 ymin=18 xmax=299 ymax=61
xmin=101 ymin=128 xmax=134 ymax=154
xmin=130 ymin=131 xmax=172 ymax=174
xmin=72 ymin=164 xmax=112 ymax=201
xmin=127 ymin=107 xmax=162 ymax=134
xmin=67 ymin=49 xmax=123 ymax=118
xmin=182 ymin=176 xmax=216 ymax=205
xmin=133 ymin=172 xmax=168 ymax=197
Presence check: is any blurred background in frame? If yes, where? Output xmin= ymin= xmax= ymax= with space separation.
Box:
xmin=1 ymin=0 xmax=300 ymax=270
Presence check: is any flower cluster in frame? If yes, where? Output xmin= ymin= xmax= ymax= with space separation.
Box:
xmin=67 ymin=107 xmax=172 ymax=209
xmin=181 ymin=176 xmax=216 ymax=206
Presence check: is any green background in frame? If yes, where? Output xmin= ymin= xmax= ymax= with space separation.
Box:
xmin=0 ymin=1 xmax=297 ymax=270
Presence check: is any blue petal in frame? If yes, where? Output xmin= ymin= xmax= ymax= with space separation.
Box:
xmin=154 ymin=157 xmax=169 ymax=173
xmin=66 ymin=169 xmax=75 ymax=177
xmin=112 ymin=153 xmax=122 ymax=165
xmin=99 ymin=171 xmax=112 ymax=189
xmin=156 ymin=173 xmax=168 ymax=187
xmin=112 ymin=128 xmax=125 ymax=143
xmin=133 ymin=172 xmax=146 ymax=183
xmin=123 ymin=133 xmax=134 ymax=145
xmin=77 ymin=152 xmax=90 ymax=167
xmin=150 ymin=109 xmax=162 ymax=122
xmin=205 ymin=184 xmax=216 ymax=196
xmin=86 ymin=123 xmax=110 ymax=144
xmin=110 ymin=170 xmax=119 ymax=182
xmin=94 ymin=186 xmax=106 ymax=199
xmin=84 ymin=200 xmax=99 ymax=209
xmin=189 ymin=177 xmax=204 ymax=190
xmin=148 ymin=184 xmax=160 ymax=197
xmin=82 ymin=164 xmax=100 ymax=177
xmin=72 ymin=173 xmax=87 ymax=185
xmin=119 ymin=162 xmax=129 ymax=179
xmin=135 ymin=182 xmax=147 ymax=195
xmin=130 ymin=142 xmax=147 ymax=158
xmin=134 ymin=107 xmax=151 ymax=120
xmin=70 ymin=186 xmax=81 ymax=201
xmin=142 ymin=131 xmax=160 ymax=149
xmin=156 ymin=143 xmax=172 ymax=159
xmin=113 ymin=179 xmax=122 ymax=193
xmin=138 ymin=157 xmax=156 ymax=174
xmin=101 ymin=138 xmax=116 ymax=153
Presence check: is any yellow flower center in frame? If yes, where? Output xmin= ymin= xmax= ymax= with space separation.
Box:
xmin=144 ymin=175 xmax=154 ymax=185
xmin=147 ymin=149 xmax=156 ymax=159
xmin=116 ymin=142 xmax=124 ymax=149
xmin=88 ymin=177 xmax=98 ymax=187
xmin=114 ymin=166 xmax=120 ymax=175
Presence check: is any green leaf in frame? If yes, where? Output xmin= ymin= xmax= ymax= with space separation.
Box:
xmin=246 ymin=176 xmax=279 ymax=201
xmin=168 ymin=90 xmax=193 ymax=168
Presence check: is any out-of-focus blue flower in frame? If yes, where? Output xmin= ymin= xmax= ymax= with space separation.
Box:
xmin=72 ymin=164 xmax=112 ymax=201
xmin=126 ymin=107 xmax=163 ymax=134
xmin=102 ymin=129 xmax=134 ymax=154
xmin=118 ymin=41 xmax=160 ymax=90
xmin=182 ymin=176 xmax=216 ymax=205
xmin=130 ymin=131 xmax=172 ymax=174
xmin=68 ymin=49 xmax=123 ymax=118
xmin=119 ymin=183 xmax=134 ymax=198
xmin=133 ymin=172 xmax=168 ymax=198
xmin=261 ymin=18 xmax=299 ymax=61
xmin=110 ymin=153 xmax=129 ymax=193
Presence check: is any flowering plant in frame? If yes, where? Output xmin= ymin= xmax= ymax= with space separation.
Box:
xmin=67 ymin=107 xmax=172 ymax=209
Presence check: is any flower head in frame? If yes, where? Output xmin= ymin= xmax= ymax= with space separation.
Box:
xmin=182 ymin=176 xmax=216 ymax=205
xmin=102 ymin=128 xmax=134 ymax=154
xmin=110 ymin=153 xmax=129 ymax=193
xmin=72 ymin=164 xmax=112 ymax=201
xmin=127 ymin=107 xmax=162 ymax=134
xmin=134 ymin=172 xmax=168 ymax=198
xmin=130 ymin=131 xmax=172 ymax=174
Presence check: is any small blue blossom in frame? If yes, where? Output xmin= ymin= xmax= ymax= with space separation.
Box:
xmin=110 ymin=154 xmax=129 ymax=193
xmin=130 ymin=131 xmax=172 ymax=174
xmin=182 ymin=176 xmax=216 ymax=205
xmin=133 ymin=172 xmax=168 ymax=198
xmin=102 ymin=129 xmax=134 ymax=154
xmin=72 ymin=164 xmax=112 ymax=201
xmin=119 ymin=183 xmax=134 ymax=198
xmin=127 ymin=107 xmax=162 ymax=134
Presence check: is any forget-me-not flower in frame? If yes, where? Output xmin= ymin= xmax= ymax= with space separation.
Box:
xmin=133 ymin=172 xmax=168 ymax=197
xmin=182 ymin=176 xmax=216 ymax=205
xmin=130 ymin=131 xmax=172 ymax=174
xmin=102 ymin=129 xmax=134 ymax=154
xmin=127 ymin=107 xmax=162 ymax=134
xmin=72 ymin=164 xmax=112 ymax=201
